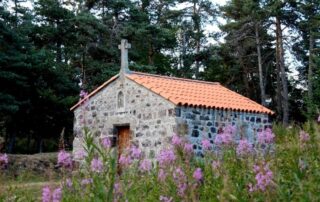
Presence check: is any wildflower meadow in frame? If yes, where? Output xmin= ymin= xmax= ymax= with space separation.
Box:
xmin=1 ymin=121 xmax=320 ymax=201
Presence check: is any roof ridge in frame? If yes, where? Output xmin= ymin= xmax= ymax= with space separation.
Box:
xmin=129 ymin=71 xmax=220 ymax=85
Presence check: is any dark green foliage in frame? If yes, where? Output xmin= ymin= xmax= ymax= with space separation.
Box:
xmin=0 ymin=0 xmax=319 ymax=153
xmin=0 ymin=4 xmax=78 ymax=153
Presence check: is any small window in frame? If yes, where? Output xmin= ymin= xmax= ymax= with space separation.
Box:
xmin=118 ymin=91 xmax=124 ymax=108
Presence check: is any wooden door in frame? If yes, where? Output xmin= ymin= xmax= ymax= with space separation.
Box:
xmin=117 ymin=126 xmax=130 ymax=157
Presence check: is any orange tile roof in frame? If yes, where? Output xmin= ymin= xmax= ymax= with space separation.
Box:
xmin=127 ymin=72 xmax=274 ymax=115
xmin=71 ymin=71 xmax=274 ymax=115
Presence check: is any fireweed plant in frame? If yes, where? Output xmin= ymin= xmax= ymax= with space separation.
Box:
xmin=35 ymin=122 xmax=320 ymax=201
xmin=0 ymin=153 xmax=8 ymax=169
xmin=0 ymin=124 xmax=319 ymax=201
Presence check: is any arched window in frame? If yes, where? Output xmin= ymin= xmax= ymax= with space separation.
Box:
xmin=118 ymin=91 xmax=124 ymax=108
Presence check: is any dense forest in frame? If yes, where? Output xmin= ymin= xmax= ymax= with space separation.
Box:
xmin=0 ymin=0 xmax=319 ymax=153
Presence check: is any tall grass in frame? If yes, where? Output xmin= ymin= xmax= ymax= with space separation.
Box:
xmin=1 ymin=123 xmax=320 ymax=202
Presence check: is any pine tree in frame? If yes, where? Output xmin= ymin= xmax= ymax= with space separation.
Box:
xmin=0 ymin=2 xmax=79 ymax=153
xmin=176 ymin=0 xmax=217 ymax=78
xmin=267 ymin=0 xmax=299 ymax=125
xmin=217 ymin=0 xmax=276 ymax=105
xmin=293 ymin=0 xmax=320 ymax=118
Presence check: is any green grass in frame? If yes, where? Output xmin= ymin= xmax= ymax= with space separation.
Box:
xmin=0 ymin=181 xmax=59 ymax=201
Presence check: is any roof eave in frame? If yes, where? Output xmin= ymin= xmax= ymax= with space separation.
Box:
xmin=70 ymin=74 xmax=119 ymax=111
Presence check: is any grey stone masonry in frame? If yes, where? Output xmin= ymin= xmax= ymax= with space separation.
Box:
xmin=174 ymin=106 xmax=271 ymax=156
xmin=73 ymin=76 xmax=176 ymax=158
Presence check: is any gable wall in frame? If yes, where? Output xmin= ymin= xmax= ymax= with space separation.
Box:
xmin=174 ymin=106 xmax=272 ymax=156
xmin=73 ymin=77 xmax=176 ymax=158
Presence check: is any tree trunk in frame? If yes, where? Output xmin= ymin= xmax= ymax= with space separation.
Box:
xmin=102 ymin=0 xmax=105 ymax=18
xmin=148 ymin=40 xmax=154 ymax=66
xmin=193 ymin=1 xmax=200 ymax=78
xmin=307 ymin=32 xmax=314 ymax=114
xmin=56 ymin=41 xmax=62 ymax=63
xmin=275 ymin=17 xmax=289 ymax=126
xmin=181 ymin=27 xmax=187 ymax=77
xmin=56 ymin=20 xmax=62 ymax=63
xmin=8 ymin=132 xmax=16 ymax=153
xmin=14 ymin=0 xmax=18 ymax=23
xmin=81 ymin=51 xmax=86 ymax=87
xmin=36 ymin=136 xmax=43 ymax=153
xmin=255 ymin=22 xmax=266 ymax=106
xmin=236 ymin=44 xmax=250 ymax=97
xmin=275 ymin=38 xmax=282 ymax=121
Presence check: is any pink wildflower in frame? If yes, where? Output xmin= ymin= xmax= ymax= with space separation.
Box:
xmin=101 ymin=137 xmax=111 ymax=149
xmin=42 ymin=186 xmax=62 ymax=202
xmin=119 ymin=154 xmax=132 ymax=167
xmin=177 ymin=183 xmax=187 ymax=196
xmin=201 ymin=139 xmax=211 ymax=150
xmin=257 ymin=128 xmax=275 ymax=144
xmin=193 ymin=168 xmax=203 ymax=181
xmin=157 ymin=148 xmax=176 ymax=167
xmin=173 ymin=167 xmax=186 ymax=182
xmin=236 ymin=139 xmax=253 ymax=156
xmin=224 ymin=124 xmax=237 ymax=135
xmin=130 ymin=146 xmax=142 ymax=159
xmin=57 ymin=150 xmax=72 ymax=168
xmin=214 ymin=124 xmax=236 ymax=146
xmin=114 ymin=182 xmax=121 ymax=194
xmin=52 ymin=187 xmax=62 ymax=202
xmin=248 ymin=183 xmax=254 ymax=192
xmin=250 ymin=162 xmax=273 ymax=192
xmin=65 ymin=178 xmax=72 ymax=188
xmin=172 ymin=134 xmax=182 ymax=146
xmin=42 ymin=186 xmax=51 ymax=202
xmin=90 ymin=158 xmax=103 ymax=173
xmin=183 ymin=143 xmax=193 ymax=154
xmin=299 ymin=130 xmax=310 ymax=143
xmin=253 ymin=164 xmax=260 ymax=172
xmin=298 ymin=158 xmax=307 ymax=171
xmin=158 ymin=168 xmax=167 ymax=182
xmin=0 ymin=153 xmax=8 ymax=166
xmin=81 ymin=178 xmax=93 ymax=186
xmin=173 ymin=167 xmax=187 ymax=196
xmin=214 ymin=133 xmax=233 ymax=146
xmin=212 ymin=160 xmax=220 ymax=170
xmin=318 ymin=115 xmax=320 ymax=123
xmin=79 ymin=90 xmax=88 ymax=99
xmin=73 ymin=149 xmax=86 ymax=160
xmin=160 ymin=196 xmax=173 ymax=202
xmin=139 ymin=159 xmax=152 ymax=172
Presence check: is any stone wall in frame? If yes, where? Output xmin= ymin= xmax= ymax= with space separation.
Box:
xmin=73 ymin=77 xmax=176 ymax=158
xmin=175 ymin=106 xmax=271 ymax=156
xmin=1 ymin=153 xmax=60 ymax=179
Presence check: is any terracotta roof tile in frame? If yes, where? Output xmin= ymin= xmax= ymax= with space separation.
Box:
xmin=127 ymin=72 xmax=274 ymax=115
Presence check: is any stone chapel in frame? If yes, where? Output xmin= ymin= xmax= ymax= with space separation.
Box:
xmin=71 ymin=39 xmax=274 ymax=158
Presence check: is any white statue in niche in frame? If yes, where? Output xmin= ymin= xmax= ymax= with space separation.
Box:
xmin=118 ymin=91 xmax=124 ymax=108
